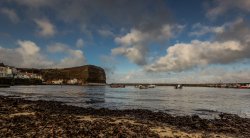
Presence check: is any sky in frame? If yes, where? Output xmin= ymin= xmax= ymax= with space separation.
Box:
xmin=0 ymin=0 xmax=250 ymax=83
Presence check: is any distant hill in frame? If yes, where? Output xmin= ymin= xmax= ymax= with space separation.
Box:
xmin=18 ymin=65 xmax=106 ymax=84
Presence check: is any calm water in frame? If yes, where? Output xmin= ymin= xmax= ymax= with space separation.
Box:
xmin=0 ymin=85 xmax=250 ymax=118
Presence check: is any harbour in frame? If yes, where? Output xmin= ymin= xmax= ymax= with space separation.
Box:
xmin=1 ymin=85 xmax=249 ymax=118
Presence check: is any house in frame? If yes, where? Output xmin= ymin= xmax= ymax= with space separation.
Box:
xmin=15 ymin=71 xmax=43 ymax=80
xmin=0 ymin=63 xmax=7 ymax=77
xmin=67 ymin=79 xmax=78 ymax=84
xmin=6 ymin=67 xmax=13 ymax=77
xmin=15 ymin=72 xmax=30 ymax=79
xmin=33 ymin=74 xmax=43 ymax=80
xmin=0 ymin=63 xmax=13 ymax=78
xmin=11 ymin=68 xmax=18 ymax=75
xmin=52 ymin=79 xmax=63 ymax=84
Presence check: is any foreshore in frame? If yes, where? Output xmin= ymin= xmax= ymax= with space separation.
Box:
xmin=1 ymin=96 xmax=249 ymax=138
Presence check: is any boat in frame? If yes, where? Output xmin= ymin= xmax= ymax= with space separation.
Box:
xmin=148 ymin=84 xmax=156 ymax=88
xmin=175 ymin=84 xmax=183 ymax=89
xmin=239 ymin=84 xmax=250 ymax=89
xmin=138 ymin=85 xmax=148 ymax=89
xmin=110 ymin=84 xmax=125 ymax=88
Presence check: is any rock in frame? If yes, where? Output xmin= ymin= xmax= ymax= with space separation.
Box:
xmin=1 ymin=96 xmax=250 ymax=137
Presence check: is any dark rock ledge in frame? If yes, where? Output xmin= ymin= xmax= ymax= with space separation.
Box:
xmin=0 ymin=96 xmax=249 ymax=138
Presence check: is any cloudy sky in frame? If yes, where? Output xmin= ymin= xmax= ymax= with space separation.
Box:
xmin=0 ymin=0 xmax=250 ymax=83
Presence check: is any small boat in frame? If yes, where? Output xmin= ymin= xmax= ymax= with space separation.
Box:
xmin=138 ymin=85 xmax=148 ymax=89
xmin=148 ymin=84 xmax=156 ymax=88
xmin=175 ymin=84 xmax=183 ymax=89
xmin=110 ymin=84 xmax=125 ymax=88
xmin=239 ymin=84 xmax=250 ymax=89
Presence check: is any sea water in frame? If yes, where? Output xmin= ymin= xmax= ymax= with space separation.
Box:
xmin=0 ymin=85 xmax=250 ymax=118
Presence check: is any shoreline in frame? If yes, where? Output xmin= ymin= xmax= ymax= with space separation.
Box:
xmin=2 ymin=84 xmax=250 ymax=90
xmin=1 ymin=96 xmax=250 ymax=137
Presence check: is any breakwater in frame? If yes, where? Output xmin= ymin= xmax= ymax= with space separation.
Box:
xmin=110 ymin=83 xmax=250 ymax=88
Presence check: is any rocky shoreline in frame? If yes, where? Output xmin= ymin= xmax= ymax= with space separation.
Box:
xmin=0 ymin=96 xmax=249 ymax=138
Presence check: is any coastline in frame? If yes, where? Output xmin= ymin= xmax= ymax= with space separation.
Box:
xmin=1 ymin=96 xmax=249 ymax=138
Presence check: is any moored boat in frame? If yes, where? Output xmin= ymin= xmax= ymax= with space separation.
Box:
xmin=175 ymin=84 xmax=183 ymax=89
xmin=148 ymin=84 xmax=156 ymax=88
xmin=138 ymin=85 xmax=148 ymax=89
xmin=110 ymin=84 xmax=125 ymax=88
xmin=239 ymin=84 xmax=250 ymax=89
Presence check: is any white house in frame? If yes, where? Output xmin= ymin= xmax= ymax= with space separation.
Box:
xmin=52 ymin=79 xmax=63 ymax=84
xmin=15 ymin=72 xmax=29 ymax=79
xmin=67 ymin=79 xmax=78 ymax=84
xmin=6 ymin=67 xmax=13 ymax=77
xmin=0 ymin=63 xmax=13 ymax=78
xmin=0 ymin=68 xmax=6 ymax=77
xmin=15 ymin=72 xmax=43 ymax=80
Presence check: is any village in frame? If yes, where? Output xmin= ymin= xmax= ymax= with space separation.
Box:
xmin=0 ymin=63 xmax=81 ymax=85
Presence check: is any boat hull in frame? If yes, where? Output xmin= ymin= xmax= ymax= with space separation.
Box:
xmin=239 ymin=86 xmax=250 ymax=89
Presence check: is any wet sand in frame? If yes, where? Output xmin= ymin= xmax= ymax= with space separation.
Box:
xmin=0 ymin=96 xmax=249 ymax=138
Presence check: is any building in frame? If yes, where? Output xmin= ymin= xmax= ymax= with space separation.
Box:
xmin=0 ymin=63 xmax=14 ymax=78
xmin=6 ymin=67 xmax=13 ymax=77
xmin=51 ymin=79 xmax=63 ymax=84
xmin=0 ymin=63 xmax=6 ymax=77
xmin=15 ymin=72 xmax=29 ymax=79
xmin=11 ymin=68 xmax=18 ymax=75
xmin=67 ymin=79 xmax=78 ymax=84
xmin=15 ymin=71 xmax=43 ymax=80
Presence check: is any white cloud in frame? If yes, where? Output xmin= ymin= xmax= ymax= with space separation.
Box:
xmin=16 ymin=40 xmax=54 ymax=68
xmin=34 ymin=18 xmax=56 ymax=37
xmin=115 ymin=29 xmax=145 ymax=46
xmin=112 ymin=46 xmax=146 ymax=65
xmin=115 ymin=24 xmax=180 ymax=47
xmin=17 ymin=40 xmax=40 ymax=55
xmin=145 ymin=40 xmax=245 ymax=72
xmin=190 ymin=19 xmax=245 ymax=37
xmin=1 ymin=8 xmax=20 ymax=23
xmin=146 ymin=18 xmax=250 ymax=72
xmin=76 ymin=38 xmax=84 ymax=48
xmin=190 ymin=23 xmax=225 ymax=36
xmin=48 ymin=43 xmax=86 ymax=68
xmin=56 ymin=50 xmax=86 ymax=68
xmin=47 ymin=43 xmax=67 ymax=53
xmin=112 ymin=24 xmax=183 ymax=65
xmin=0 ymin=40 xmax=87 ymax=69
xmin=0 ymin=47 xmax=23 ymax=67
xmin=0 ymin=40 xmax=53 ymax=68
xmin=207 ymin=0 xmax=250 ymax=18
xmin=112 ymin=29 xmax=148 ymax=65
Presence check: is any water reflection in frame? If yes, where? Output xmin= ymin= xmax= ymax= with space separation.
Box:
xmin=0 ymin=85 xmax=250 ymax=118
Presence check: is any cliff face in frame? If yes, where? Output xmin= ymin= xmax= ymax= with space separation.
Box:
xmin=83 ymin=65 xmax=106 ymax=83
xmin=19 ymin=65 xmax=106 ymax=84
